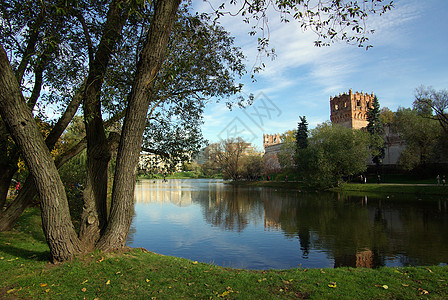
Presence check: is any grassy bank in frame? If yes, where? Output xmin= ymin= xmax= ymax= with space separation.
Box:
xmin=1 ymin=208 xmax=448 ymax=299
xmin=331 ymin=183 xmax=448 ymax=197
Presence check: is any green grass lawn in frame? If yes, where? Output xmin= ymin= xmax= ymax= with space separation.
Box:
xmin=1 ymin=207 xmax=448 ymax=299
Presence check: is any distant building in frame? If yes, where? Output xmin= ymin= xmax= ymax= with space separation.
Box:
xmin=262 ymin=89 xmax=405 ymax=172
xmin=330 ymin=89 xmax=375 ymax=129
xmin=263 ymin=133 xmax=283 ymax=172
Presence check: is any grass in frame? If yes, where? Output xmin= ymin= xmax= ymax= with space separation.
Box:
xmin=1 ymin=207 xmax=448 ymax=299
xmin=331 ymin=183 xmax=448 ymax=197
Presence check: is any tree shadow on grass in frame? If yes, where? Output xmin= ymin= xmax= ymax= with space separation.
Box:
xmin=0 ymin=243 xmax=51 ymax=262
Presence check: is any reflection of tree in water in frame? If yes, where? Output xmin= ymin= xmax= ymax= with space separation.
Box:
xmin=262 ymin=190 xmax=391 ymax=268
xmin=196 ymin=186 xmax=264 ymax=232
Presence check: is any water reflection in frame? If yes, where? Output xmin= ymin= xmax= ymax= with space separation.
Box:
xmin=128 ymin=179 xmax=448 ymax=269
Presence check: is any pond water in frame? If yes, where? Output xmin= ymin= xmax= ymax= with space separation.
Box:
xmin=126 ymin=179 xmax=448 ymax=270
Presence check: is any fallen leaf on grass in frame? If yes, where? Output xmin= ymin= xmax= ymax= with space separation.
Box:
xmin=96 ymin=257 xmax=105 ymax=263
xmin=81 ymin=288 xmax=87 ymax=292
xmin=418 ymin=288 xmax=429 ymax=295
xmin=426 ymin=267 xmax=433 ymax=273
xmin=40 ymin=283 xmax=48 ymax=287
xmin=192 ymin=261 xmax=198 ymax=264
xmin=106 ymin=280 xmax=110 ymax=285
xmin=374 ymin=285 xmax=388 ymax=289
xmin=45 ymin=289 xmax=50 ymax=293
xmin=7 ymin=287 xmax=22 ymax=294
xmin=328 ymin=282 xmax=337 ymax=288
xmin=146 ymin=278 xmax=151 ymax=283
xmin=81 ymin=280 xmax=88 ymax=284
xmin=402 ymin=284 xmax=409 ymax=287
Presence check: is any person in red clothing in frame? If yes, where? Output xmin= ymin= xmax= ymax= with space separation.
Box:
xmin=15 ymin=181 xmax=20 ymax=194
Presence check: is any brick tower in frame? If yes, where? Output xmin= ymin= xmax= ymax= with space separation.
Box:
xmin=330 ymin=89 xmax=375 ymax=129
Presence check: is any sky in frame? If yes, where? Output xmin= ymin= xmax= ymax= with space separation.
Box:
xmin=196 ymin=0 xmax=448 ymax=150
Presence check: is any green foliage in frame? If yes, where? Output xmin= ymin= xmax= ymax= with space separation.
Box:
xmin=393 ymin=108 xmax=445 ymax=171
xmin=239 ymin=154 xmax=263 ymax=180
xmin=277 ymin=130 xmax=296 ymax=169
xmin=366 ymin=96 xmax=385 ymax=167
xmin=296 ymin=123 xmax=370 ymax=188
xmin=296 ymin=116 xmax=308 ymax=150
xmin=366 ymin=96 xmax=384 ymax=135
xmin=413 ymin=85 xmax=448 ymax=134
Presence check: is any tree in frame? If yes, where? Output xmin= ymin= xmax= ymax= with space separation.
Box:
xmin=379 ymin=107 xmax=395 ymax=126
xmin=413 ymin=85 xmax=448 ymax=134
xmin=392 ymin=107 xmax=444 ymax=171
xmin=366 ymin=96 xmax=385 ymax=168
xmin=277 ymin=130 xmax=296 ymax=169
xmin=0 ymin=3 xmax=245 ymax=233
xmin=296 ymin=122 xmax=370 ymax=188
xmin=207 ymin=138 xmax=252 ymax=181
xmin=296 ymin=116 xmax=309 ymax=150
xmin=239 ymin=154 xmax=263 ymax=180
xmin=0 ymin=0 xmax=394 ymax=262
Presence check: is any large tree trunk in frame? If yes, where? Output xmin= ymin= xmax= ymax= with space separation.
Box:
xmin=0 ymin=81 xmax=84 ymax=232
xmin=97 ymin=0 xmax=181 ymax=251
xmin=0 ymin=44 xmax=83 ymax=262
xmin=79 ymin=0 xmax=129 ymax=248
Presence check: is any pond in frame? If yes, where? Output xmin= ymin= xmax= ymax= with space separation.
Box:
xmin=126 ymin=179 xmax=448 ymax=270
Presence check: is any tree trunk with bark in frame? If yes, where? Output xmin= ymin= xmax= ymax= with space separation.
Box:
xmin=0 ymin=44 xmax=83 ymax=262
xmin=97 ymin=0 xmax=181 ymax=251
xmin=79 ymin=0 xmax=129 ymax=247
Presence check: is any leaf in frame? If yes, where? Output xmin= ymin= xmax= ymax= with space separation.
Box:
xmin=382 ymin=285 xmax=389 ymax=290
xmin=106 ymin=280 xmax=110 ymax=285
xmin=81 ymin=288 xmax=87 ymax=292
xmin=418 ymin=288 xmax=429 ymax=295
xmin=221 ymin=290 xmax=231 ymax=297
xmin=192 ymin=261 xmax=198 ymax=264
xmin=328 ymin=282 xmax=337 ymax=288
xmin=40 ymin=283 xmax=48 ymax=287
xmin=45 ymin=289 xmax=50 ymax=293
xmin=81 ymin=280 xmax=88 ymax=284
xmin=146 ymin=278 xmax=151 ymax=283
xmin=402 ymin=284 xmax=409 ymax=287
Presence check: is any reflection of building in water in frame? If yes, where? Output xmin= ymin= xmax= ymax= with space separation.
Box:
xmin=334 ymin=249 xmax=375 ymax=268
xmin=356 ymin=249 xmax=374 ymax=268
xmin=261 ymin=189 xmax=284 ymax=231
xmin=264 ymin=218 xmax=281 ymax=231
xmin=134 ymin=180 xmax=192 ymax=206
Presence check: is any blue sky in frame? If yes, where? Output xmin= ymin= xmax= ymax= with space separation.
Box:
xmin=197 ymin=0 xmax=448 ymax=150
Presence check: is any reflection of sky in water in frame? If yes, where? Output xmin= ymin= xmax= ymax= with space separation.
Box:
xmin=126 ymin=179 xmax=448 ymax=270
xmin=129 ymin=201 xmax=312 ymax=269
